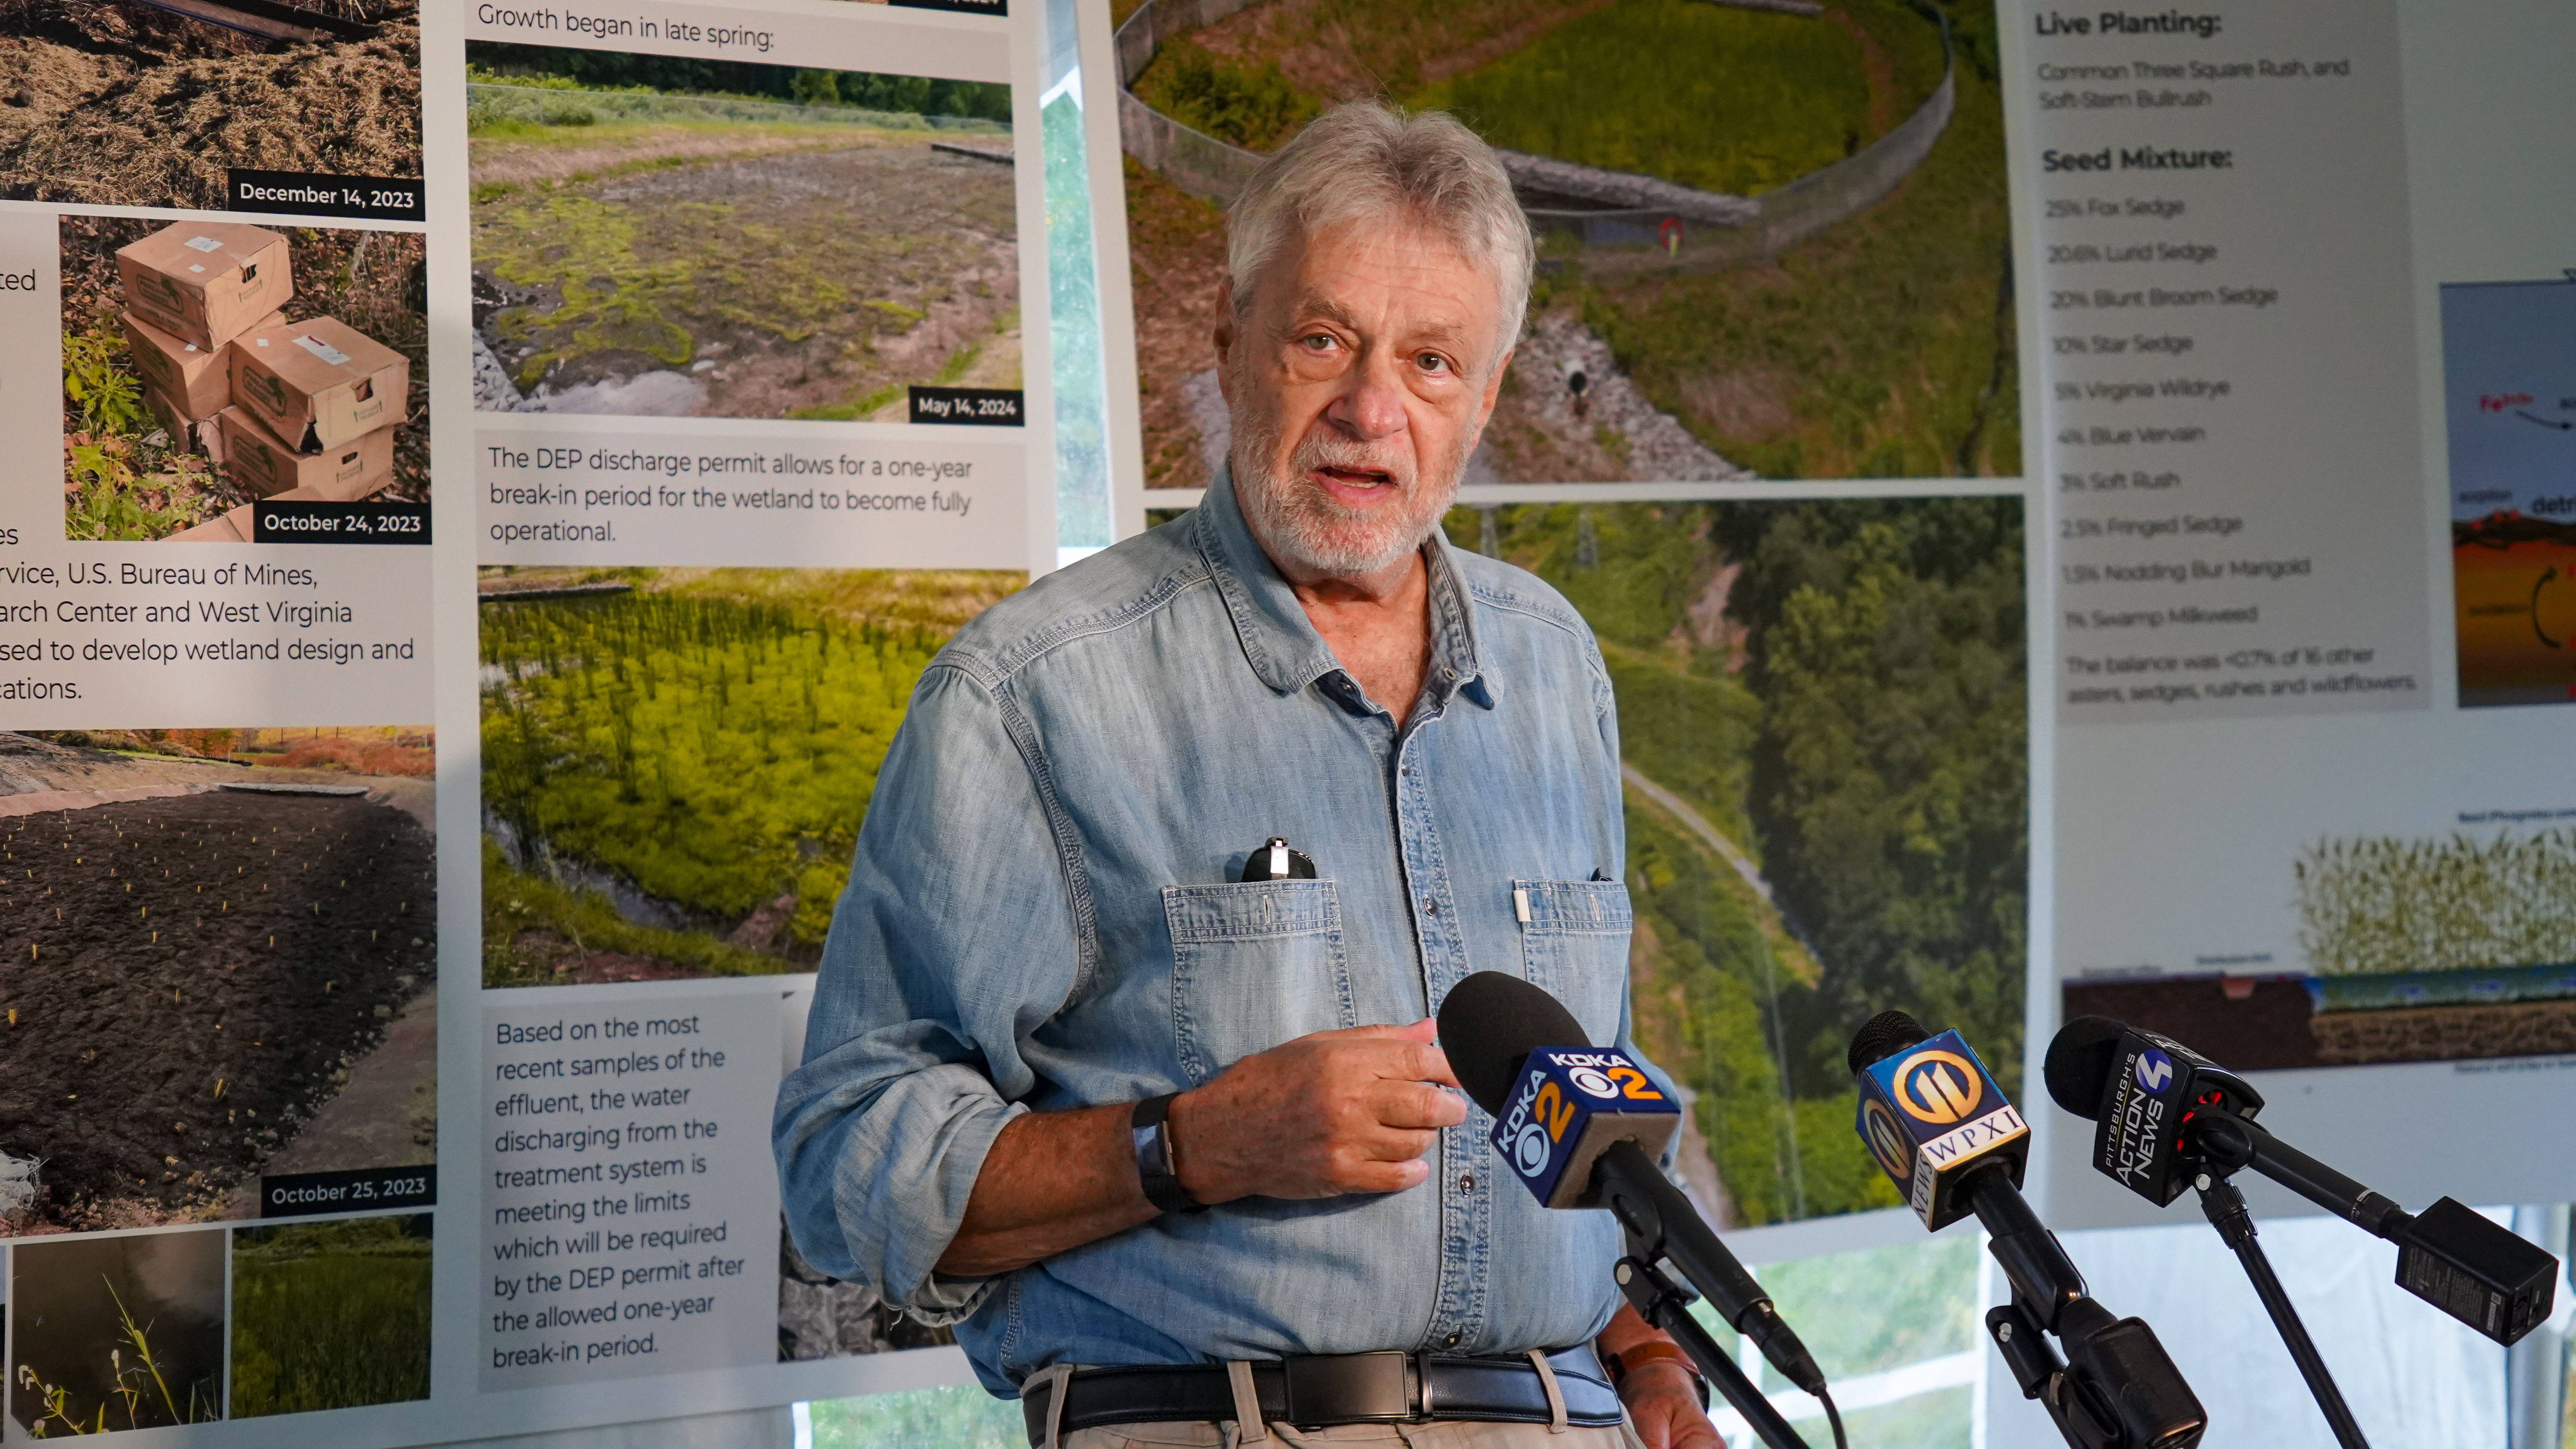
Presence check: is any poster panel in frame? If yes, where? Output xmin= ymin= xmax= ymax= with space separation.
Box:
xmin=2021 ymin=0 xmax=2576 ymax=1231
xmin=0 ymin=0 xmax=1054 ymax=1437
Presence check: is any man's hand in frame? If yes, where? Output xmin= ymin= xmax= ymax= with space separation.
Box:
xmin=1168 ymin=1019 xmax=1464 ymax=1202
xmin=1600 ymin=1303 xmax=1723 ymax=1449
xmin=1620 ymin=1361 xmax=1724 ymax=1449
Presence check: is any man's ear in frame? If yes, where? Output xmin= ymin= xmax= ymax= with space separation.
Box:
xmin=1212 ymin=281 xmax=1237 ymax=405
xmin=1473 ymin=347 xmax=1514 ymax=431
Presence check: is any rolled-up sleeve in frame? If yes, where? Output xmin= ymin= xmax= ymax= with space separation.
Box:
xmin=772 ymin=659 xmax=1080 ymax=1322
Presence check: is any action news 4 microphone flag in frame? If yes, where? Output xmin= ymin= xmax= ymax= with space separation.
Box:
xmin=2046 ymin=1016 xmax=2562 ymax=1348
xmin=1489 ymin=1047 xmax=1680 ymax=1210
xmin=1852 ymin=1027 xmax=2029 ymax=1233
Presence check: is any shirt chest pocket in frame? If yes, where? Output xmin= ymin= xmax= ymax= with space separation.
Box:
xmin=1513 ymin=879 xmax=1634 ymax=1046
xmin=1163 ymin=879 xmax=1357 ymax=1082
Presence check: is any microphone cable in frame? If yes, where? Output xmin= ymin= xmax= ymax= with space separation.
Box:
xmin=1817 ymin=1388 xmax=1848 ymax=1449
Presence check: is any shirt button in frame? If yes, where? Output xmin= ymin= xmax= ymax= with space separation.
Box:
xmin=1422 ymin=898 xmax=1438 ymax=915
xmin=1459 ymin=1174 xmax=1475 ymax=1191
xmin=1446 ymin=1332 xmax=1461 ymax=1348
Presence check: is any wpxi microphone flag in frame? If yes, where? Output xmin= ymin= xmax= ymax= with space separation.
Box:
xmin=1855 ymin=1029 xmax=2029 ymax=1231
xmin=1489 ymin=1046 xmax=1679 ymax=1209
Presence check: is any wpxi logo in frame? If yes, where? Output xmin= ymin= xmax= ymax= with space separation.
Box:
xmin=1862 ymin=1097 xmax=1912 ymax=1182
xmin=2134 ymin=1048 xmax=2175 ymax=1093
xmin=1893 ymin=1049 xmax=1984 ymax=1126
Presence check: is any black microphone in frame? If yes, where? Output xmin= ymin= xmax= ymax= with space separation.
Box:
xmin=1852 ymin=1011 xmax=2205 ymax=1449
xmin=1438 ymin=971 xmax=1826 ymax=1399
xmin=2046 ymin=1015 xmax=2561 ymax=1347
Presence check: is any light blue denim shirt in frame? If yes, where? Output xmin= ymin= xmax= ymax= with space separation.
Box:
xmin=774 ymin=467 xmax=1668 ymax=1395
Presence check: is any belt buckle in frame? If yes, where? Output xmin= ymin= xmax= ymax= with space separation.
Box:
xmin=1281 ymin=1351 xmax=1416 ymax=1425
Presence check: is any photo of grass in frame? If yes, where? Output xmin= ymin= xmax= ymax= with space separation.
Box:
xmin=59 ymin=215 xmax=428 ymax=542
xmin=0 ymin=0 xmax=418 ymax=213
xmin=0 ymin=727 xmax=435 ymax=1234
xmin=230 ymin=1213 xmax=430 ymax=1417
xmin=1114 ymin=0 xmax=2017 ymax=488
xmin=480 ymin=567 xmax=1019 ymax=986
xmin=1440 ymin=494 xmax=2025 ymax=1224
xmin=2066 ymin=828 xmax=2576 ymax=1071
xmin=468 ymin=43 xmax=1019 ymax=419
xmin=11 ymin=1227 xmax=225 ymax=1434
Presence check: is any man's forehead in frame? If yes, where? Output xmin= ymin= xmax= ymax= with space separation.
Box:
xmin=1264 ymin=223 xmax=1501 ymax=343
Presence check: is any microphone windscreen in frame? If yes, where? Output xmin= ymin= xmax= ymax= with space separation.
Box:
xmin=2042 ymin=1015 xmax=2131 ymax=1121
xmin=1845 ymin=1009 xmax=1932 ymax=1077
xmin=1437 ymin=971 xmax=1591 ymax=1115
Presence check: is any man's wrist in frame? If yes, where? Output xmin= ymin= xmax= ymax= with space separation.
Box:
xmin=1131 ymin=1093 xmax=1206 ymax=1214
xmin=1604 ymin=1340 xmax=1709 ymax=1412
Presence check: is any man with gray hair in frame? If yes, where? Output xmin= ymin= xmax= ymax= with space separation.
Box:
xmin=776 ymin=101 xmax=1720 ymax=1449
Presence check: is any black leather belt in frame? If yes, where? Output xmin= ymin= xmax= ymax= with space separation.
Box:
xmin=1021 ymin=1346 xmax=1622 ymax=1444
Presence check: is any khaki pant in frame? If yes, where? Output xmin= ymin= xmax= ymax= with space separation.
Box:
xmin=1062 ymin=1422 xmax=1649 ymax=1449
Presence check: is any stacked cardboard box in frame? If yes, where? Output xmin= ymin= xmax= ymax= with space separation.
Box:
xmin=113 ymin=221 xmax=411 ymax=505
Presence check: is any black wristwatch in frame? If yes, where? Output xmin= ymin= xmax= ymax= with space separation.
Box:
xmin=1131 ymin=1093 xmax=1206 ymax=1214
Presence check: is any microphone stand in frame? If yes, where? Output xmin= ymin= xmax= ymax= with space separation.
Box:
xmin=1965 ymin=1166 xmax=2205 ymax=1449
xmin=1594 ymin=1141 xmax=1817 ymax=1449
xmin=2190 ymin=1170 xmax=2371 ymax=1449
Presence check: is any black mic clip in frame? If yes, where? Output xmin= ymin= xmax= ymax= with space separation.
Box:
xmin=1987 ymin=1298 xmax=2203 ymax=1449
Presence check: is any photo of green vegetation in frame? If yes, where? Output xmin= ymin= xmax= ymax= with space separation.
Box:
xmin=468 ymin=43 xmax=1018 ymax=420
xmin=480 ymin=567 xmax=1021 ymax=986
xmin=230 ymin=1214 xmax=431 ymax=1418
xmin=1118 ymin=0 xmax=2017 ymax=488
xmin=11 ymin=1228 xmax=225 ymax=1435
xmin=1446 ymin=494 xmax=2026 ymax=1224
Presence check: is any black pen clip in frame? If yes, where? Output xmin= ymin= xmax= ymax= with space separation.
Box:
xmin=1239 ymin=836 xmax=1318 ymax=882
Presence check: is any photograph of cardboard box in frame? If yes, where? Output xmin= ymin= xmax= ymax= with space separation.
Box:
xmin=114 ymin=224 xmax=292 ymax=352
xmin=141 ymin=386 xmax=225 ymax=464
xmin=229 ymin=317 xmax=409 ymax=453
xmin=125 ymin=308 xmax=283 ymax=421
xmin=216 ymin=406 xmax=392 ymax=501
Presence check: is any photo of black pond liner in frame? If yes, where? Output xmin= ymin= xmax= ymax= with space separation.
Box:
xmin=468 ymin=42 xmax=1018 ymax=420
xmin=0 ymin=728 xmax=437 ymax=1236
xmin=11 ymin=1228 xmax=225 ymax=1435
xmin=0 ymin=0 xmax=420 ymax=212
xmin=231 ymin=1213 xmax=431 ymax=1418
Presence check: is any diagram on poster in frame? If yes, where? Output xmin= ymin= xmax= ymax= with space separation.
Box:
xmin=2442 ymin=278 xmax=2576 ymax=708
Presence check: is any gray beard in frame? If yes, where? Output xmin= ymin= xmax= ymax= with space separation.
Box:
xmin=1227 ymin=376 xmax=1472 ymax=580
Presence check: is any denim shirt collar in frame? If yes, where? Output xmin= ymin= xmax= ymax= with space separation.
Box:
xmin=1194 ymin=464 xmax=1497 ymax=712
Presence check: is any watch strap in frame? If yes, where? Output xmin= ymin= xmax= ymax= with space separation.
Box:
xmin=1603 ymin=1340 xmax=1709 ymax=1410
xmin=1131 ymin=1093 xmax=1206 ymax=1214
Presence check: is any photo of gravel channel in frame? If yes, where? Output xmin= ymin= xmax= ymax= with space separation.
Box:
xmin=0 ymin=728 xmax=435 ymax=1234
xmin=479 ymin=567 xmax=1019 ymax=986
xmin=0 ymin=0 xmax=419 ymax=213
xmin=1114 ymin=0 xmax=2017 ymax=488
xmin=11 ymin=1227 xmax=225 ymax=1433
xmin=468 ymin=43 xmax=1019 ymax=419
